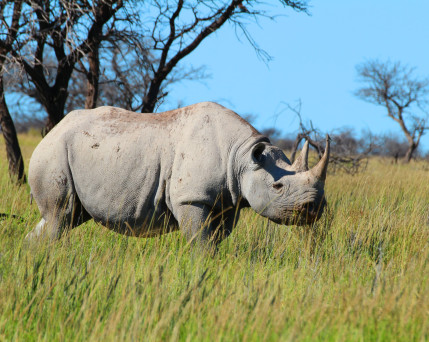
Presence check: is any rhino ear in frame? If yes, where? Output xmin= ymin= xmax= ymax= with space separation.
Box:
xmin=251 ymin=143 xmax=266 ymax=164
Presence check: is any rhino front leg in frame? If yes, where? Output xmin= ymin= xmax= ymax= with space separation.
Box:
xmin=208 ymin=209 xmax=240 ymax=246
xmin=176 ymin=204 xmax=240 ymax=250
xmin=178 ymin=204 xmax=234 ymax=251
xmin=176 ymin=203 xmax=217 ymax=249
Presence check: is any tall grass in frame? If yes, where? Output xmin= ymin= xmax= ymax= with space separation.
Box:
xmin=0 ymin=134 xmax=428 ymax=341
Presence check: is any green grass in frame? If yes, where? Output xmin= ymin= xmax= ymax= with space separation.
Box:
xmin=0 ymin=134 xmax=428 ymax=341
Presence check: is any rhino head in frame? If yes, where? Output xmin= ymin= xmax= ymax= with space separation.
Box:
xmin=241 ymin=136 xmax=330 ymax=225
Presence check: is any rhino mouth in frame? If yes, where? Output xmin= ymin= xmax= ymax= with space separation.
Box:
xmin=274 ymin=198 xmax=327 ymax=226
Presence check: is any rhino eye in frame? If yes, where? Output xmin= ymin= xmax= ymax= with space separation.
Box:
xmin=252 ymin=143 xmax=265 ymax=164
xmin=273 ymin=183 xmax=283 ymax=190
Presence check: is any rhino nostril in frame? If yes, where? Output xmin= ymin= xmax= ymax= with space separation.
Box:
xmin=273 ymin=183 xmax=283 ymax=190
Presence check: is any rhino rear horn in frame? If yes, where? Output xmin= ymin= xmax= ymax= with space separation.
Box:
xmin=310 ymin=135 xmax=330 ymax=181
xmin=291 ymin=140 xmax=309 ymax=172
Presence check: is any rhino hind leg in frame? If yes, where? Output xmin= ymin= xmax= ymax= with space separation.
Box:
xmin=26 ymin=192 xmax=91 ymax=242
xmin=28 ymin=143 xmax=92 ymax=242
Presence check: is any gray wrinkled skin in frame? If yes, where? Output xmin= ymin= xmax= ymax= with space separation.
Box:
xmin=27 ymin=102 xmax=329 ymax=247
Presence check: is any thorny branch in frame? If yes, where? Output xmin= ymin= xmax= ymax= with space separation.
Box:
xmin=285 ymin=100 xmax=372 ymax=175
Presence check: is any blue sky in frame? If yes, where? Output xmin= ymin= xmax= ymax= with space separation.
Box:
xmin=162 ymin=1 xmax=429 ymax=151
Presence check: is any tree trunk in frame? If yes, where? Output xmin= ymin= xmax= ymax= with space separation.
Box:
xmin=85 ymin=48 xmax=100 ymax=109
xmin=0 ymin=77 xmax=26 ymax=184
xmin=141 ymin=98 xmax=156 ymax=114
xmin=44 ymin=88 xmax=68 ymax=134
xmin=45 ymin=109 xmax=65 ymax=134
xmin=141 ymin=78 xmax=163 ymax=113
xmin=403 ymin=142 xmax=417 ymax=163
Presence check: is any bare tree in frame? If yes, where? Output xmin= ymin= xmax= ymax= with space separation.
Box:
xmin=136 ymin=0 xmax=309 ymax=113
xmin=1 ymin=0 xmax=126 ymax=183
xmin=283 ymin=100 xmax=324 ymax=162
xmin=69 ymin=0 xmax=309 ymax=114
xmin=2 ymin=0 xmax=309 ymax=184
xmin=9 ymin=0 xmax=309 ymax=123
xmin=0 ymin=0 xmax=26 ymax=183
xmin=94 ymin=39 xmax=207 ymax=112
xmin=12 ymin=0 xmax=125 ymax=132
xmin=355 ymin=60 xmax=429 ymax=162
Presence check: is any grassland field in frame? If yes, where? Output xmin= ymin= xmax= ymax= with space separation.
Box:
xmin=0 ymin=132 xmax=428 ymax=341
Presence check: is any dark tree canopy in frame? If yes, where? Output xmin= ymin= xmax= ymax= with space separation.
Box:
xmin=1 ymin=0 xmax=309 ymax=183
xmin=13 ymin=0 xmax=125 ymax=131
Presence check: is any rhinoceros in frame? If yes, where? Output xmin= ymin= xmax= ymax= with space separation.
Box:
xmin=27 ymin=102 xmax=329 ymax=247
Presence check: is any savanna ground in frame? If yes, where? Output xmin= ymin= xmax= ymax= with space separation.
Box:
xmin=0 ymin=132 xmax=428 ymax=341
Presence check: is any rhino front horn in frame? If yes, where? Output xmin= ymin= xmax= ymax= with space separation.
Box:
xmin=310 ymin=135 xmax=330 ymax=181
xmin=291 ymin=140 xmax=309 ymax=172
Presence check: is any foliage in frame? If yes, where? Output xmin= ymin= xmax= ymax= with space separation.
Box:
xmin=0 ymin=133 xmax=428 ymax=341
